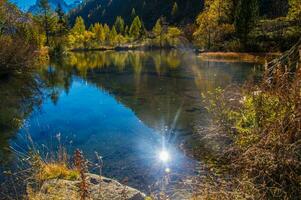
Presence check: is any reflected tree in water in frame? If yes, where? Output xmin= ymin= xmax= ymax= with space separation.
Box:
xmin=0 ymin=73 xmax=42 ymax=162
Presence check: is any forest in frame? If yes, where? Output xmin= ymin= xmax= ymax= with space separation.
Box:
xmin=0 ymin=0 xmax=301 ymax=199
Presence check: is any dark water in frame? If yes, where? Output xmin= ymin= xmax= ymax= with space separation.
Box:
xmin=0 ymin=50 xmax=259 ymax=192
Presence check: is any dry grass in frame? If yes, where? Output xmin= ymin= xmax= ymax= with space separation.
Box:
xmin=199 ymin=52 xmax=280 ymax=64
xmin=36 ymin=162 xmax=79 ymax=182
xmin=199 ymin=42 xmax=301 ymax=199
xmin=74 ymin=149 xmax=89 ymax=200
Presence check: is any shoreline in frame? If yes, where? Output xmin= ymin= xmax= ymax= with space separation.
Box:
xmin=198 ymin=51 xmax=281 ymax=63
xmin=69 ymin=44 xmax=176 ymax=52
xmin=68 ymin=47 xmax=281 ymax=64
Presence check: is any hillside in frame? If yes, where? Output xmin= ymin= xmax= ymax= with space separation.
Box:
xmin=68 ymin=0 xmax=291 ymax=29
xmin=28 ymin=0 xmax=80 ymax=13
xmin=68 ymin=0 xmax=203 ymax=28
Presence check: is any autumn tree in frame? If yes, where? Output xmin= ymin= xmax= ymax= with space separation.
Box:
xmin=152 ymin=18 xmax=162 ymax=37
xmin=287 ymin=0 xmax=301 ymax=24
xmin=114 ymin=16 xmax=125 ymax=34
xmin=55 ymin=3 xmax=68 ymax=35
xmin=71 ymin=16 xmax=85 ymax=35
xmin=152 ymin=17 xmax=169 ymax=47
xmin=68 ymin=16 xmax=86 ymax=48
xmin=194 ymin=0 xmax=235 ymax=49
xmin=109 ymin=25 xmax=118 ymax=45
xmin=38 ymin=0 xmax=51 ymax=45
xmin=167 ymin=26 xmax=182 ymax=46
xmin=129 ymin=16 xmax=142 ymax=40
xmin=91 ymin=23 xmax=105 ymax=43
xmin=151 ymin=17 xmax=169 ymax=47
xmin=103 ymin=24 xmax=110 ymax=43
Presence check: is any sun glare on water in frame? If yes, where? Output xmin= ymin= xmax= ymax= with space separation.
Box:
xmin=159 ymin=150 xmax=170 ymax=162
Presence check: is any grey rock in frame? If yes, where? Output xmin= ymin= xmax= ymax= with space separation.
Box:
xmin=28 ymin=173 xmax=146 ymax=200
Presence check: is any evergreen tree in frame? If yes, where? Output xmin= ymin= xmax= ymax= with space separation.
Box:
xmin=131 ymin=8 xmax=136 ymax=21
xmin=55 ymin=3 xmax=67 ymax=34
xmin=234 ymin=0 xmax=259 ymax=44
xmin=38 ymin=0 xmax=51 ymax=45
xmin=171 ymin=2 xmax=178 ymax=18
xmin=114 ymin=16 xmax=125 ymax=34
xmin=56 ymin=3 xmax=64 ymax=24
xmin=129 ymin=16 xmax=142 ymax=39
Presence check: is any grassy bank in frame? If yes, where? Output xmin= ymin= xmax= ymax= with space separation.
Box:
xmin=1 ymin=135 xmax=146 ymax=200
xmin=198 ymin=52 xmax=281 ymax=64
xmin=198 ymin=40 xmax=301 ymax=199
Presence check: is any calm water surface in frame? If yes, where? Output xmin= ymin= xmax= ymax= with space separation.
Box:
xmin=0 ymin=50 xmax=259 ymax=192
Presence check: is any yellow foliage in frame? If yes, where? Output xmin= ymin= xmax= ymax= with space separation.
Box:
xmin=36 ymin=163 xmax=79 ymax=181
xmin=194 ymin=0 xmax=234 ymax=49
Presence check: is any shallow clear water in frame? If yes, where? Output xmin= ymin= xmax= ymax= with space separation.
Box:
xmin=0 ymin=50 xmax=260 ymax=192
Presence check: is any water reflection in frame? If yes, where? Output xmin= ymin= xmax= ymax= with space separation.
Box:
xmin=0 ymin=50 xmax=260 ymax=193
xmin=0 ymin=73 xmax=42 ymax=162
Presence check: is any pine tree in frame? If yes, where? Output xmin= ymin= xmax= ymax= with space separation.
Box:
xmin=114 ymin=16 xmax=125 ymax=34
xmin=55 ymin=3 xmax=67 ymax=35
xmin=131 ymin=8 xmax=136 ymax=21
xmin=38 ymin=0 xmax=51 ymax=45
xmin=56 ymin=3 xmax=64 ymax=24
xmin=234 ymin=0 xmax=259 ymax=44
xmin=171 ymin=2 xmax=178 ymax=18
xmin=129 ymin=16 xmax=142 ymax=39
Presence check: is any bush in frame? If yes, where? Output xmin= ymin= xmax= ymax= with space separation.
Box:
xmin=0 ymin=1 xmax=41 ymax=76
xmin=202 ymin=42 xmax=301 ymax=199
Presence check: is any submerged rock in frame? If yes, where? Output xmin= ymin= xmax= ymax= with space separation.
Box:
xmin=28 ymin=173 xmax=146 ymax=200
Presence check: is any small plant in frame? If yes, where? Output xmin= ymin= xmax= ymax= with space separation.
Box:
xmin=74 ymin=149 xmax=89 ymax=200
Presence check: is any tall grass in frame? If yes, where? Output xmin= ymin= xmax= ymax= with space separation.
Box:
xmin=1 ymin=135 xmax=82 ymax=199
xmin=200 ymin=43 xmax=301 ymax=199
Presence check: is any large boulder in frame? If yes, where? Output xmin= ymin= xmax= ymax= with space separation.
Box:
xmin=28 ymin=173 xmax=146 ymax=200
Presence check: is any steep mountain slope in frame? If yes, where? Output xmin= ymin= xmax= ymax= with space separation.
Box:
xmin=69 ymin=0 xmax=203 ymax=28
xmin=28 ymin=0 xmax=80 ymax=13
xmin=69 ymin=0 xmax=290 ymax=29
